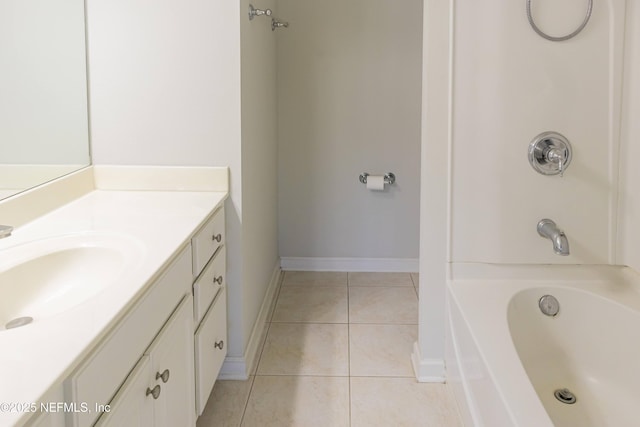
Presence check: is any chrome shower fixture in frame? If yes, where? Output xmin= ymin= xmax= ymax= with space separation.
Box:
xmin=528 ymin=131 xmax=572 ymax=176
xmin=272 ymin=18 xmax=289 ymax=31
xmin=248 ymin=4 xmax=272 ymax=20
xmin=526 ymin=0 xmax=593 ymax=42
xmin=537 ymin=219 xmax=570 ymax=256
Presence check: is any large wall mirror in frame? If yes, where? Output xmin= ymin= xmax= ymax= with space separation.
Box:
xmin=0 ymin=0 xmax=90 ymax=199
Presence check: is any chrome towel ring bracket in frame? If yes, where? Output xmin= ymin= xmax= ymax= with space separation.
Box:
xmin=526 ymin=0 xmax=593 ymax=42
xmin=248 ymin=4 xmax=272 ymax=20
xmin=272 ymin=18 xmax=289 ymax=31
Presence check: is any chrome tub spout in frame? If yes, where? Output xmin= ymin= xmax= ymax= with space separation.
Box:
xmin=537 ymin=219 xmax=570 ymax=256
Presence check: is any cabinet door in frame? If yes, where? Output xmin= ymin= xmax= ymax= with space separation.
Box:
xmin=28 ymin=386 xmax=65 ymax=427
xmin=93 ymin=356 xmax=153 ymax=427
xmin=194 ymin=287 xmax=227 ymax=415
xmin=147 ymin=295 xmax=196 ymax=427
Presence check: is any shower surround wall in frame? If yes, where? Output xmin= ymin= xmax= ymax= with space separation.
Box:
xmin=417 ymin=0 xmax=629 ymax=381
xmin=618 ymin=1 xmax=640 ymax=271
xmin=277 ymin=0 xmax=423 ymax=271
xmin=451 ymin=0 xmax=625 ymax=265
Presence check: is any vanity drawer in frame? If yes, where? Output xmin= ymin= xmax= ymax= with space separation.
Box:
xmin=192 ymin=207 xmax=225 ymax=278
xmin=194 ymin=287 xmax=227 ymax=416
xmin=193 ymin=249 xmax=225 ymax=325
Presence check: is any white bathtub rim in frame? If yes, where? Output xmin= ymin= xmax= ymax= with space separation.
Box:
xmin=446 ymin=300 xmax=490 ymax=427
xmin=447 ymin=281 xmax=551 ymax=427
xmin=446 ymin=264 xmax=639 ymax=427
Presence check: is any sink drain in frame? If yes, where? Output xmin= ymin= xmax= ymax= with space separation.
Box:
xmin=5 ymin=316 xmax=33 ymax=330
xmin=554 ymin=388 xmax=577 ymax=404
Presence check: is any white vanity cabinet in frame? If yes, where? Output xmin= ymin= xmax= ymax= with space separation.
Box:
xmin=60 ymin=203 xmax=227 ymax=426
xmin=191 ymin=206 xmax=227 ymax=415
xmin=93 ymin=356 xmax=153 ymax=427
xmin=65 ymin=247 xmax=195 ymax=427
xmin=95 ymin=295 xmax=195 ymax=427
xmin=145 ymin=294 xmax=195 ymax=427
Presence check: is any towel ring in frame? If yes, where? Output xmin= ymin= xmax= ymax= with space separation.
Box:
xmin=526 ymin=0 xmax=593 ymax=42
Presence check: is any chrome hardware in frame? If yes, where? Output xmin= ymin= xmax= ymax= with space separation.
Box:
xmin=359 ymin=173 xmax=396 ymax=185
xmin=528 ymin=132 xmax=572 ymax=176
xmin=146 ymin=385 xmax=161 ymax=399
xmin=0 ymin=225 xmax=13 ymax=239
xmin=213 ymin=276 xmax=223 ymax=285
xmin=214 ymin=340 xmax=224 ymax=350
xmin=272 ymin=18 xmax=289 ymax=31
xmin=539 ymin=295 xmax=560 ymax=317
xmin=212 ymin=233 xmax=222 ymax=243
xmin=248 ymin=4 xmax=272 ymax=20
xmin=537 ymin=219 xmax=570 ymax=256
xmin=527 ymin=0 xmax=593 ymax=42
xmin=156 ymin=369 xmax=170 ymax=384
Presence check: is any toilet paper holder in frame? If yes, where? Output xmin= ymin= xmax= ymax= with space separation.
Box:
xmin=359 ymin=172 xmax=396 ymax=185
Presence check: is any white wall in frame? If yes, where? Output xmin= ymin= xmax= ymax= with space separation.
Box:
xmin=0 ymin=0 xmax=89 ymax=165
xmin=618 ymin=2 xmax=640 ymax=270
xmin=87 ymin=0 xmax=241 ymax=169
xmin=414 ymin=0 xmax=451 ymax=382
xmin=450 ymin=0 xmax=626 ymax=264
xmin=276 ymin=0 xmax=423 ymax=265
xmin=87 ymin=0 xmax=279 ymax=371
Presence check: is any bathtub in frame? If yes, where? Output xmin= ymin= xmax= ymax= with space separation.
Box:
xmin=445 ymin=264 xmax=640 ymax=427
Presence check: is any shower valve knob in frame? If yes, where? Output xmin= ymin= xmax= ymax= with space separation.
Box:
xmin=528 ymin=131 xmax=572 ymax=176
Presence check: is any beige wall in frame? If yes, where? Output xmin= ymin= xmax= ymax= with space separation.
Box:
xmin=240 ymin=0 xmax=279 ymax=360
xmin=276 ymin=0 xmax=423 ymax=262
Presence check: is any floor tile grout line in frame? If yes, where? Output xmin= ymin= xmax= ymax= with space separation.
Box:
xmin=239 ymin=271 xmax=287 ymax=426
xmin=237 ymin=374 xmax=255 ymax=427
xmin=248 ymin=272 xmax=420 ymax=426
xmin=203 ymin=271 xmax=463 ymax=427
xmin=252 ymin=373 xmax=352 ymax=378
xmin=347 ymin=272 xmax=352 ymax=426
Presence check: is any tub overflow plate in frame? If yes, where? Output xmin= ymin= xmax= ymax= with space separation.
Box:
xmin=539 ymin=295 xmax=560 ymax=317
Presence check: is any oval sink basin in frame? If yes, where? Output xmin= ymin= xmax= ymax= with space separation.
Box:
xmin=0 ymin=233 xmax=143 ymax=330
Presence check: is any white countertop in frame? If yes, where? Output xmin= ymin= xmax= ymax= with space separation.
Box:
xmin=0 ymin=166 xmax=228 ymax=426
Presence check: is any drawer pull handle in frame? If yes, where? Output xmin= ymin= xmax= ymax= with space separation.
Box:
xmin=156 ymin=369 xmax=170 ymax=383
xmin=212 ymin=234 xmax=222 ymax=243
xmin=213 ymin=275 xmax=224 ymax=285
xmin=215 ymin=340 xmax=224 ymax=350
xmin=146 ymin=385 xmax=161 ymax=399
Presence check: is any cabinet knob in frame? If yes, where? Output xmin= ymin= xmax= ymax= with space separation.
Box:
xmin=156 ymin=369 xmax=170 ymax=383
xmin=212 ymin=233 xmax=222 ymax=243
xmin=146 ymin=385 xmax=161 ymax=400
xmin=213 ymin=275 xmax=223 ymax=285
xmin=215 ymin=340 xmax=224 ymax=350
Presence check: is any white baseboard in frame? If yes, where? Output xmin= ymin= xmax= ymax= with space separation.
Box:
xmin=411 ymin=342 xmax=446 ymax=383
xmin=280 ymin=257 xmax=418 ymax=272
xmin=218 ymin=263 xmax=282 ymax=380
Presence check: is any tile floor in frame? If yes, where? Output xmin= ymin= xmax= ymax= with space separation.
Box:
xmin=196 ymin=271 xmax=463 ymax=427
